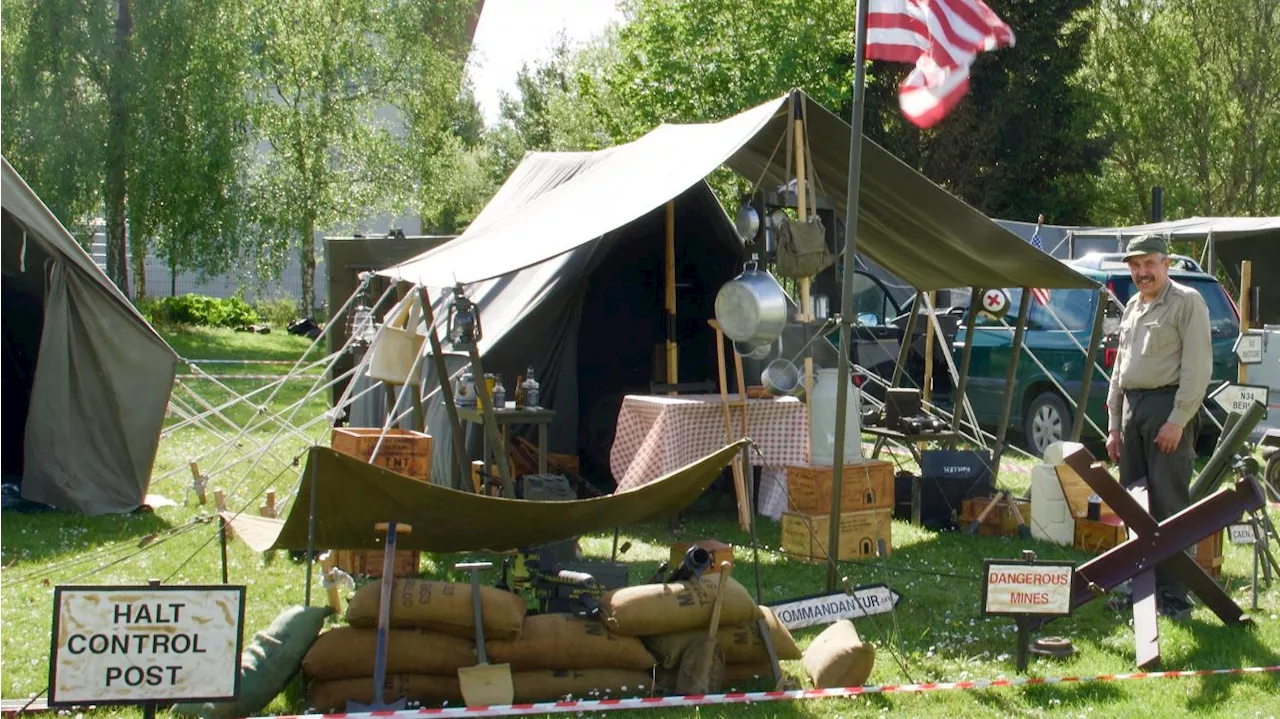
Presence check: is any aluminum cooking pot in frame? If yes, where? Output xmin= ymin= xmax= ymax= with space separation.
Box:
xmin=715 ymin=261 xmax=788 ymax=345
xmin=761 ymin=358 xmax=803 ymax=398
xmin=733 ymin=339 xmax=772 ymax=360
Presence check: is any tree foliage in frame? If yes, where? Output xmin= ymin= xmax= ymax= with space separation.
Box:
xmin=1078 ymin=0 xmax=1280 ymax=222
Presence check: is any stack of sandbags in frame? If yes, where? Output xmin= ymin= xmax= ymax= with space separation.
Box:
xmin=802 ymin=620 xmax=875 ymax=688
xmin=303 ymin=628 xmax=472 ymax=710
xmin=488 ymin=613 xmax=656 ymax=702
xmin=645 ymin=606 xmax=801 ymax=691
xmin=304 ymin=578 xmax=528 ymax=710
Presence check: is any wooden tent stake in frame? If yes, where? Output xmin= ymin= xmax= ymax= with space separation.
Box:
xmin=710 ymin=320 xmax=750 ymax=531
xmin=665 ymin=201 xmax=678 ymax=389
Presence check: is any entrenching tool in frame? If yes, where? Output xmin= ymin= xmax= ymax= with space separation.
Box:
xmin=1005 ymin=492 xmax=1032 ymax=540
xmin=346 ymin=521 xmax=411 ymax=712
xmin=676 ymin=561 xmax=732 ymax=695
xmin=965 ymin=491 xmax=1006 ymax=535
xmin=457 ymin=561 xmax=514 ymax=706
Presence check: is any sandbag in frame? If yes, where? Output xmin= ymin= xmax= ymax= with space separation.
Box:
xmin=600 ymin=574 xmax=756 ymax=636
xmin=307 ymin=674 xmax=461 ymax=712
xmin=303 ymin=627 xmax=475 ymax=680
xmin=643 ymin=607 xmax=801 ymax=669
xmin=802 ymin=620 xmax=875 ymax=688
xmin=511 ymin=669 xmax=654 ymax=703
xmin=758 ymin=606 xmax=802 ymax=660
xmin=723 ymin=662 xmax=778 ymax=685
xmin=487 ymin=613 xmax=654 ymax=671
xmin=346 ymin=578 xmax=526 ymax=640
xmin=172 ymin=606 xmax=330 ymax=719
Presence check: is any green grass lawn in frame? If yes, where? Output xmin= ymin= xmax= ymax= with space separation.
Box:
xmin=2 ymin=327 xmax=1278 ymax=718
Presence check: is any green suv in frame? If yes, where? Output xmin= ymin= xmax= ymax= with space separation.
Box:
xmin=951 ymin=253 xmax=1240 ymax=456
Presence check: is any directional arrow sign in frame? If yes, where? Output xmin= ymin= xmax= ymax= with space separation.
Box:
xmin=1209 ymin=382 xmax=1269 ymax=417
xmin=767 ymin=583 xmax=902 ymax=630
xmin=1233 ymin=333 xmax=1264 ymax=365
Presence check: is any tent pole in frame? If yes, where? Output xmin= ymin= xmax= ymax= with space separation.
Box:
xmin=665 ymin=201 xmax=677 ymax=388
xmin=827 ymin=0 xmax=871 ymax=592
xmin=304 ymin=454 xmax=319 ymax=607
xmin=950 ymin=287 xmax=982 ymax=448
xmin=923 ymin=291 xmax=937 ymax=403
xmin=1071 ymin=288 xmax=1108 ymax=442
xmin=1067 ymin=230 xmax=1075 ymax=260
xmin=992 ymin=290 xmax=1032 ymax=475
xmin=418 ymin=287 xmax=472 ymax=490
xmin=794 ymin=95 xmax=815 ymax=408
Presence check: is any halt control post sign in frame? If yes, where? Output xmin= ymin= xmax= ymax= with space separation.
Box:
xmin=982 ymin=554 xmax=1074 ymax=673
xmin=49 ymin=584 xmax=246 ymax=707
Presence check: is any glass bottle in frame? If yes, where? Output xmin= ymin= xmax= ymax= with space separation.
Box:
xmin=521 ymin=367 xmax=540 ymax=409
xmin=493 ymin=375 xmax=506 ymax=408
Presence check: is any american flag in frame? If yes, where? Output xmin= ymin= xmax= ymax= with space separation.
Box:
xmin=866 ymin=0 xmax=1016 ymax=128
xmin=1029 ymin=224 xmax=1050 ymax=305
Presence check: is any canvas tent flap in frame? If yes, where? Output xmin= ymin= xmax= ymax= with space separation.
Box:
xmin=271 ymin=442 xmax=744 ymax=553
xmin=379 ymin=97 xmax=785 ymax=288
xmin=380 ymin=92 xmax=1095 ymax=292
xmin=3 ymin=155 xmax=177 ymax=514
xmin=19 ymin=262 xmax=177 ymax=514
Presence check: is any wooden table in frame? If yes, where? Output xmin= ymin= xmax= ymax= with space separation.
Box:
xmin=456 ymin=403 xmax=556 ymax=474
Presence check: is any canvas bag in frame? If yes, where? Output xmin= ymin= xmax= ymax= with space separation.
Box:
xmin=775 ymin=216 xmax=831 ymax=279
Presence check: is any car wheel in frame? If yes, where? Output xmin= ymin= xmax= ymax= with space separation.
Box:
xmin=1025 ymin=392 xmax=1071 ymax=458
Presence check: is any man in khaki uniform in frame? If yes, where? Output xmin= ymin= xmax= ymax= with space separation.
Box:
xmin=1105 ymin=234 xmax=1212 ymax=618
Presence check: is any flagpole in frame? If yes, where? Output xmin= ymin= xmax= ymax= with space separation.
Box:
xmin=826 ymin=0 xmax=872 ymax=592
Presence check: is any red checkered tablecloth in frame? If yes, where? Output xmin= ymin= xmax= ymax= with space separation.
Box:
xmin=610 ymin=394 xmax=809 ymax=493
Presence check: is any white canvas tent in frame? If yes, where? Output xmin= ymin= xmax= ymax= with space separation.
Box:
xmin=2 ymin=156 xmax=178 ymax=514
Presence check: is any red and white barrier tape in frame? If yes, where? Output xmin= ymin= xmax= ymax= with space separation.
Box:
xmin=265 ymin=666 xmax=1280 ymax=719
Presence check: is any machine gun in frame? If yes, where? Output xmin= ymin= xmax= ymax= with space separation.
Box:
xmin=500 ymin=539 xmax=629 ymax=618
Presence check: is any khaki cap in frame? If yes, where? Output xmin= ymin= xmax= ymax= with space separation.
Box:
xmin=1122 ymin=234 xmax=1169 ymax=260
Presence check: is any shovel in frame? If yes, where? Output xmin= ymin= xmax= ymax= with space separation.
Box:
xmin=346 ymin=521 xmax=411 ymax=712
xmin=676 ymin=561 xmax=732 ymax=695
xmin=1006 ymin=493 xmax=1032 ymax=540
xmin=457 ymin=561 xmax=514 ymax=707
xmin=965 ymin=491 xmax=1006 ymax=535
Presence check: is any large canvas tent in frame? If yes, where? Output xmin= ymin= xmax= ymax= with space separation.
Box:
xmin=377 ymin=92 xmax=1094 ymax=488
xmin=2 ymin=157 xmax=177 ymax=514
xmin=378 ymin=155 xmax=746 ymax=484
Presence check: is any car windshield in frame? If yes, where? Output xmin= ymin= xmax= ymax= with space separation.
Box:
xmin=1109 ymin=276 xmax=1240 ymax=338
xmin=971 ymin=288 xmax=1097 ymax=332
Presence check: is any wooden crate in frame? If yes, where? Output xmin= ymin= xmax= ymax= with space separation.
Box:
xmin=671 ymin=540 xmax=734 ymax=572
xmin=1055 ymin=464 xmax=1117 ymax=520
xmin=1073 ymin=518 xmax=1225 ymax=578
xmin=1074 ymin=515 xmax=1127 ymax=553
xmin=780 ymin=509 xmax=893 ymax=562
xmin=332 ymin=428 xmax=433 ymax=480
xmin=786 ymin=460 xmax=895 ymax=514
xmin=959 ymin=496 xmax=1032 ymax=537
xmin=331 ymin=548 xmax=420 ymax=578
xmin=1191 ymin=529 xmax=1224 ymax=578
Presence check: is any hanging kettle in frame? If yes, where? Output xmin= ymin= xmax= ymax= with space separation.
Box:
xmin=715 ymin=260 xmax=788 ymax=345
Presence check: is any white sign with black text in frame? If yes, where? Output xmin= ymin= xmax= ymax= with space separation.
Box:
xmin=49 ymin=585 xmax=246 ymax=706
xmin=1228 ymin=524 xmax=1257 ymax=545
xmin=1233 ymin=334 xmax=1264 ymax=365
xmin=768 ymin=584 xmax=902 ymax=630
xmin=1209 ymin=383 xmax=1269 ymax=418
xmin=982 ymin=562 xmax=1074 ymax=616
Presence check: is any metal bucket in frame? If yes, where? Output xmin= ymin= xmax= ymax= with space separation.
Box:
xmin=761 ymin=359 xmax=802 ymax=398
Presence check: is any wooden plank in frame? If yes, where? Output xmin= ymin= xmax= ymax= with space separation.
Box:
xmin=1128 ymin=480 xmax=1160 ymax=670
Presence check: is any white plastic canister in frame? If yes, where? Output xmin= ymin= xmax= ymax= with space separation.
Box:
xmin=809 ymin=367 xmax=863 ymax=464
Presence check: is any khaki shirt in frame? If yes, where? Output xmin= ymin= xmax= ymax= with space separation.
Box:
xmin=1106 ymin=278 xmax=1213 ymax=432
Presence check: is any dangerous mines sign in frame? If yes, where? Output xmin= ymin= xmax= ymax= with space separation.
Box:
xmin=981 ymin=561 xmax=1074 ymax=616
xmin=49 ymin=585 xmax=246 ymax=706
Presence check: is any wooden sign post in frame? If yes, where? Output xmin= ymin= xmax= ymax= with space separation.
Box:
xmin=982 ymin=552 xmax=1074 ymax=672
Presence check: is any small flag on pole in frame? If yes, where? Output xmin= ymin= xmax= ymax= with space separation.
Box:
xmin=866 ymin=0 xmax=1016 ymax=128
xmin=1029 ymin=214 xmax=1050 ymax=304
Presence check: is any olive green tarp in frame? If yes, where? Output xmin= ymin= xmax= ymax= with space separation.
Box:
xmin=270 ymin=441 xmax=746 ymax=553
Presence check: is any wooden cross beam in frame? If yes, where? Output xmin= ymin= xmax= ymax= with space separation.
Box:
xmin=1030 ymin=445 xmax=1265 ymax=669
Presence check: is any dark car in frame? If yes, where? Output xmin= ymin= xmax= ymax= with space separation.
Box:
xmin=950 ymin=255 xmax=1239 ymax=456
